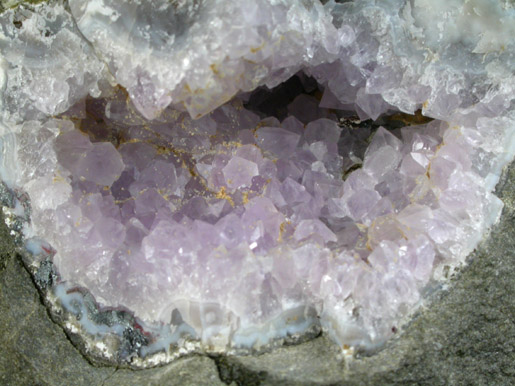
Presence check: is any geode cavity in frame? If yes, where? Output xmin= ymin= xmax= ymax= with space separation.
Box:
xmin=0 ymin=0 xmax=514 ymax=367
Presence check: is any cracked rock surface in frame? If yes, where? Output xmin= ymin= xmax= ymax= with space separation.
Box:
xmin=0 ymin=160 xmax=513 ymax=385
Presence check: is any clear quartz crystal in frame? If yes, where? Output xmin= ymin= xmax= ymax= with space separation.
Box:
xmin=0 ymin=0 xmax=514 ymax=363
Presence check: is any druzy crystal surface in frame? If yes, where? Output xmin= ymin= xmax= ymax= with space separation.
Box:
xmin=0 ymin=0 xmax=514 ymax=364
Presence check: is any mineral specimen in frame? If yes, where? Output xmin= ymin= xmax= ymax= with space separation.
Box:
xmin=0 ymin=0 xmax=514 ymax=366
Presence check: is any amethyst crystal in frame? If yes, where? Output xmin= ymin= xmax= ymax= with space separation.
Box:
xmin=0 ymin=0 xmax=514 ymax=366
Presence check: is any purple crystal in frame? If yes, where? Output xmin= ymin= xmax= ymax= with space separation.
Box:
xmin=223 ymin=156 xmax=259 ymax=190
xmin=256 ymin=126 xmax=300 ymax=158
xmin=1 ymin=0 xmax=513 ymax=366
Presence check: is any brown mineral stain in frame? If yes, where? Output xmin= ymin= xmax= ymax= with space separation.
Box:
xmin=216 ymin=186 xmax=234 ymax=207
xmin=242 ymin=191 xmax=250 ymax=205
xmin=52 ymin=175 xmax=65 ymax=183
xmin=210 ymin=63 xmax=220 ymax=75
xmin=386 ymin=109 xmax=433 ymax=126
xmin=250 ymin=42 xmax=265 ymax=53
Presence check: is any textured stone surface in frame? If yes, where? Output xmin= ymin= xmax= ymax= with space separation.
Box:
xmin=1 ymin=0 xmax=514 ymax=382
xmin=1 ymin=1 xmax=513 ymax=358
xmin=0 ymin=160 xmax=513 ymax=385
xmin=0 ymin=236 xmax=223 ymax=386
xmin=211 ymin=162 xmax=515 ymax=386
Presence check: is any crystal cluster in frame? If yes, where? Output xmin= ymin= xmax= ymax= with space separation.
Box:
xmin=0 ymin=0 xmax=514 ymax=361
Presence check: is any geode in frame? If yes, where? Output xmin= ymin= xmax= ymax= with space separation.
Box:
xmin=0 ymin=0 xmax=514 ymax=367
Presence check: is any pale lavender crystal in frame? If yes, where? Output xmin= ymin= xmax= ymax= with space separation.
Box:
xmin=355 ymin=89 xmax=391 ymax=121
xmin=347 ymin=189 xmax=381 ymax=221
xmin=242 ymin=197 xmax=284 ymax=251
xmin=280 ymin=177 xmax=312 ymax=206
xmin=216 ymin=213 xmax=245 ymax=250
xmin=222 ymin=156 xmax=259 ymax=190
xmin=363 ymin=146 xmax=402 ymax=180
xmin=67 ymin=0 xmax=340 ymax=119
xmin=54 ymin=130 xmax=93 ymax=174
xmin=75 ymin=142 xmax=124 ymax=186
xmin=0 ymin=0 xmax=514 ymax=366
xmin=255 ymin=126 xmax=300 ymax=158
xmin=293 ymin=219 xmax=337 ymax=244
